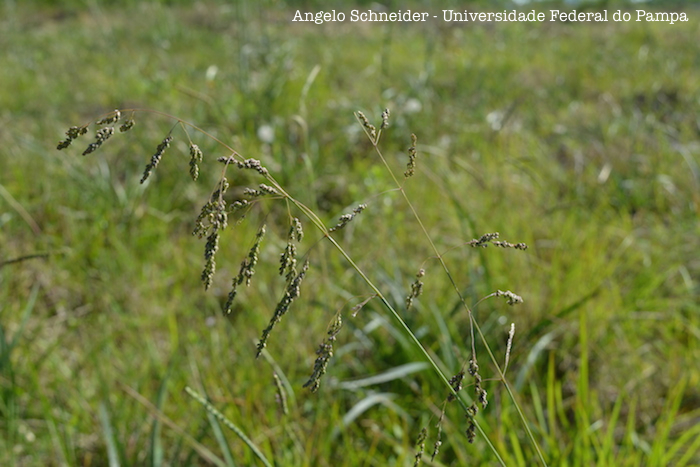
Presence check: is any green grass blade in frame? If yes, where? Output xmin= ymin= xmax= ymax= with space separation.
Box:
xmin=98 ymin=402 xmax=121 ymax=467
xmin=185 ymin=386 xmax=272 ymax=467
xmin=337 ymin=362 xmax=429 ymax=390
xmin=206 ymin=409 xmax=237 ymax=467
xmin=149 ymin=370 xmax=171 ymax=467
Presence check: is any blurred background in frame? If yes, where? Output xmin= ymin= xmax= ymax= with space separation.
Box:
xmin=1 ymin=0 xmax=698 ymax=465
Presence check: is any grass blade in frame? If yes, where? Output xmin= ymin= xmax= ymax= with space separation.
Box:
xmin=98 ymin=402 xmax=121 ymax=467
xmin=185 ymin=386 xmax=272 ymax=467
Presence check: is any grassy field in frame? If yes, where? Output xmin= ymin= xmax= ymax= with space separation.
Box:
xmin=1 ymin=1 xmax=699 ymax=465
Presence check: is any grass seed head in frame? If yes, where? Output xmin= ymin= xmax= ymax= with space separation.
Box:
xmin=329 ymin=204 xmax=367 ymax=232
xmin=404 ymin=133 xmax=418 ymax=178
xmin=406 ymin=268 xmax=425 ymax=310
xmin=244 ymin=184 xmax=279 ymax=197
xmin=496 ymin=289 xmax=523 ymax=305
xmin=380 ymin=108 xmax=390 ymax=130
xmin=201 ymin=232 xmax=219 ymax=290
xmin=189 ymin=144 xmax=203 ymax=181
xmin=119 ymin=118 xmax=135 ymax=133
xmin=82 ymin=126 xmax=114 ymax=155
xmin=356 ymin=110 xmax=377 ymax=142
xmin=304 ymin=312 xmax=343 ymax=392
xmin=96 ymin=110 xmax=120 ymax=125
xmin=413 ymin=427 xmax=427 ymax=466
xmin=217 ymin=156 xmax=269 ymax=176
xmin=57 ymin=125 xmax=89 ymax=150
xmin=257 ymin=259 xmax=310 ymax=358
xmin=447 ymin=370 xmax=465 ymax=402
xmin=224 ymin=225 xmax=266 ymax=313
xmin=279 ymin=220 xmax=301 ymax=280
xmin=140 ymin=135 xmax=173 ymax=183
xmin=469 ymin=232 xmax=500 ymax=247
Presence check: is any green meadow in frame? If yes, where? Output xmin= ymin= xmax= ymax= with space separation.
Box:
xmin=1 ymin=1 xmax=699 ymax=465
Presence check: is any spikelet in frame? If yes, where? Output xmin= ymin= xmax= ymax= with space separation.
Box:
xmin=119 ymin=118 xmax=135 ymax=133
xmin=256 ymin=259 xmax=310 ymax=357
xmin=447 ymin=370 xmax=465 ymax=402
xmin=406 ymin=268 xmax=425 ymax=310
xmin=218 ymin=156 xmax=269 ymax=176
xmin=223 ymin=225 xmax=266 ymax=313
xmin=404 ymin=133 xmax=418 ymax=178
xmin=380 ymin=108 xmax=390 ymax=130
xmin=413 ymin=427 xmax=427 ymax=466
xmin=189 ymin=144 xmax=203 ymax=181
xmin=194 ymin=178 xmax=230 ymax=289
xmin=140 ymin=135 xmax=173 ymax=183
xmin=82 ymin=127 xmax=114 ymax=155
xmin=243 ymin=184 xmax=279 ymax=198
xmin=57 ymin=125 xmax=89 ymax=150
xmin=356 ymin=111 xmax=377 ymax=142
xmin=279 ymin=217 xmax=303 ymax=283
xmin=495 ymin=289 xmax=523 ymax=306
xmin=468 ymin=232 xmax=528 ymax=250
xmin=303 ymin=312 xmax=343 ymax=392
xmin=329 ymin=204 xmax=367 ymax=232
xmin=96 ymin=110 xmax=120 ymax=125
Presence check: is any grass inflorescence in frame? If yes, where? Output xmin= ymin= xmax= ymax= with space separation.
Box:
xmin=57 ymin=106 xmax=540 ymax=465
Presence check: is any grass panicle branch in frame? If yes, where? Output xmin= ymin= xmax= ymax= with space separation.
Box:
xmin=404 ymin=133 xmax=418 ymax=178
xmin=256 ymin=259 xmax=310 ymax=358
xmin=189 ymin=143 xmax=203 ymax=181
xmin=406 ymin=268 xmax=425 ymax=310
xmin=279 ymin=217 xmax=303 ymax=282
xmin=329 ymin=204 xmax=367 ymax=232
xmin=82 ymin=126 xmax=114 ymax=155
xmin=303 ymin=312 xmax=343 ymax=392
xmin=140 ymin=135 xmax=173 ymax=183
xmin=224 ymin=225 xmax=266 ymax=314
xmin=413 ymin=427 xmax=428 ymax=466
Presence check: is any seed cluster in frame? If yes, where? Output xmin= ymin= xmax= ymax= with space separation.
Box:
xmin=406 ymin=268 xmax=425 ymax=310
xmin=58 ymin=110 xmax=133 ymax=154
xmin=465 ymin=359 xmax=488 ymax=443
xmin=256 ymin=259 xmax=310 ymax=358
xmin=140 ymin=135 xmax=173 ymax=183
xmin=119 ymin=118 xmax=135 ymax=133
xmin=447 ymin=370 xmax=465 ymax=402
xmin=218 ymin=156 xmax=269 ymax=176
xmin=413 ymin=427 xmax=427 ymax=467
xmin=404 ymin=133 xmax=418 ymax=178
xmin=495 ymin=289 xmax=523 ymax=305
xmin=223 ymin=225 xmax=266 ymax=314
xmin=304 ymin=312 xmax=342 ymax=392
xmin=57 ymin=126 xmax=88 ymax=150
xmin=329 ymin=204 xmax=367 ymax=232
xmin=380 ymin=108 xmax=390 ymax=130
xmin=243 ymin=184 xmax=279 ymax=198
xmin=83 ymin=127 xmax=115 ymax=156
xmin=279 ymin=217 xmax=303 ymax=283
xmin=431 ymin=417 xmax=443 ymax=461
xmin=96 ymin=110 xmax=121 ymax=125
xmin=356 ymin=111 xmax=377 ymax=142
xmin=468 ymin=232 xmax=528 ymax=250
xmin=189 ymin=144 xmax=203 ymax=181
xmin=193 ymin=178 xmax=230 ymax=289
